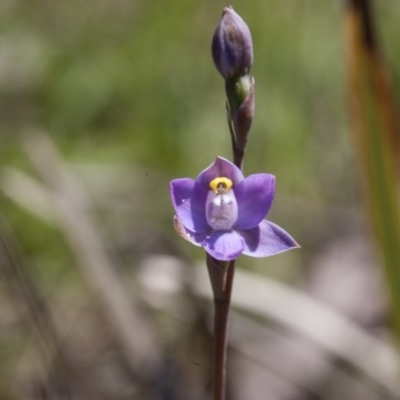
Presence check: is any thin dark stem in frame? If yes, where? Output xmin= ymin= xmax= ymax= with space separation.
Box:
xmin=212 ymin=300 xmax=229 ymax=400
xmin=207 ymin=258 xmax=235 ymax=400
xmin=233 ymin=148 xmax=245 ymax=170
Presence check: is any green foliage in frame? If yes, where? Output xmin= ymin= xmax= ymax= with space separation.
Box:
xmin=1 ymin=0 xmax=400 ymax=273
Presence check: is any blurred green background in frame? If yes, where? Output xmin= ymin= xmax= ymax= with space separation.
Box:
xmin=2 ymin=0 xmax=400 ymax=264
xmin=1 ymin=1 xmax=400 ymax=399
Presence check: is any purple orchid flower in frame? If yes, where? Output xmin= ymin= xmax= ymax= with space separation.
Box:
xmin=170 ymin=157 xmax=298 ymax=261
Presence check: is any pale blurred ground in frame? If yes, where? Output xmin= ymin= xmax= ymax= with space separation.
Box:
xmin=0 ymin=1 xmax=400 ymax=399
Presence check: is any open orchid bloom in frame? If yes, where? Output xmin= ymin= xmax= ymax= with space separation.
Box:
xmin=170 ymin=157 xmax=298 ymax=261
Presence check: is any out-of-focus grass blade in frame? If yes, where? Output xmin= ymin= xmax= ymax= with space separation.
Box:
xmin=344 ymin=0 xmax=400 ymax=339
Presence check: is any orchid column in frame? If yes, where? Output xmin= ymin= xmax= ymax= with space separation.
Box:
xmin=170 ymin=7 xmax=298 ymax=400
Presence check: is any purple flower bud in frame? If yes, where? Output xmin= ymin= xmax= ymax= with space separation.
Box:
xmin=212 ymin=7 xmax=253 ymax=79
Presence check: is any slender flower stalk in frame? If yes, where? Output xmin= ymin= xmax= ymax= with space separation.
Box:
xmin=210 ymin=12 xmax=256 ymax=398
xmin=170 ymin=7 xmax=298 ymax=400
xmin=206 ymin=255 xmax=234 ymax=400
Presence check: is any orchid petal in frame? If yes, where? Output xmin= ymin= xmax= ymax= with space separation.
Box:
xmin=170 ymin=178 xmax=209 ymax=233
xmin=238 ymin=220 xmax=299 ymax=257
xmin=234 ymin=174 xmax=275 ymax=230
xmin=173 ymin=216 xmax=208 ymax=247
xmin=203 ymin=230 xmax=245 ymax=261
xmin=197 ymin=157 xmax=244 ymax=190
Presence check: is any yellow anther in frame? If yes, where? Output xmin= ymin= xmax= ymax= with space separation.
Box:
xmin=209 ymin=177 xmax=233 ymax=194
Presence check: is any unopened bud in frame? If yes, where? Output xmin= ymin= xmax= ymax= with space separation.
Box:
xmin=212 ymin=7 xmax=253 ymax=79
xmin=232 ymin=76 xmax=255 ymax=150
